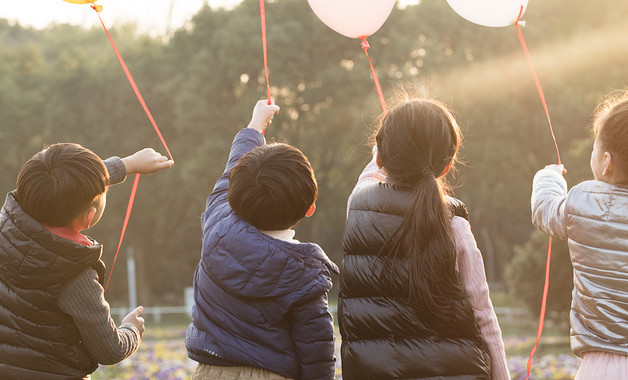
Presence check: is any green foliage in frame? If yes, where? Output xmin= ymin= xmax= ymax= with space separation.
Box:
xmin=506 ymin=230 xmax=573 ymax=320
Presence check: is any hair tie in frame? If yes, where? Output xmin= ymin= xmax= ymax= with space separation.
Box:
xmin=422 ymin=164 xmax=434 ymax=176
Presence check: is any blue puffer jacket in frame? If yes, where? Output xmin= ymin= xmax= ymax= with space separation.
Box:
xmin=186 ymin=128 xmax=338 ymax=380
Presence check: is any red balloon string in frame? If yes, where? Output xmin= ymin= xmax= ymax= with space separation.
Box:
xmin=259 ymin=0 xmax=272 ymax=106
xmin=515 ymin=6 xmax=561 ymax=165
xmin=92 ymin=6 xmax=174 ymax=161
xmin=258 ymin=0 xmax=271 ymax=137
xmin=104 ymin=173 xmax=140 ymax=293
xmin=360 ymin=38 xmax=388 ymax=114
xmin=525 ymin=236 xmax=553 ymax=380
xmin=92 ymin=6 xmax=173 ymax=292
xmin=515 ymin=6 xmax=560 ymax=379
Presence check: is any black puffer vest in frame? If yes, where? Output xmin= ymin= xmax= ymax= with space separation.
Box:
xmin=0 ymin=192 xmax=106 ymax=379
xmin=339 ymin=182 xmax=491 ymax=380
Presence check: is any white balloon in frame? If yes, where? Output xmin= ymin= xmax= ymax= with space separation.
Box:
xmin=446 ymin=0 xmax=529 ymax=28
xmin=307 ymin=0 xmax=396 ymax=39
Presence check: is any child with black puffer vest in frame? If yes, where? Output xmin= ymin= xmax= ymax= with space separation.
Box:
xmin=0 ymin=143 xmax=173 ymax=379
xmin=532 ymin=91 xmax=628 ymax=379
xmin=339 ymin=97 xmax=509 ymax=380
xmin=186 ymin=100 xmax=338 ymax=380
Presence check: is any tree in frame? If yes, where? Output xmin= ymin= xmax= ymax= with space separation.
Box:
xmin=505 ymin=230 xmax=573 ymax=320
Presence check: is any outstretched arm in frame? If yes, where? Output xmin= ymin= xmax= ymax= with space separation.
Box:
xmin=103 ymin=149 xmax=173 ymax=187
xmin=209 ymin=100 xmax=280 ymax=200
xmin=346 ymin=146 xmax=387 ymax=216
xmin=531 ymin=164 xmax=568 ymax=240
xmin=121 ymin=148 xmax=173 ymax=175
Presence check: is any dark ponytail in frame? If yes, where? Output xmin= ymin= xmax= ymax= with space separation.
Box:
xmin=377 ymin=99 xmax=477 ymax=336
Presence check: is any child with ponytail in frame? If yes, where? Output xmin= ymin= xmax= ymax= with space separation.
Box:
xmin=339 ymin=97 xmax=509 ymax=379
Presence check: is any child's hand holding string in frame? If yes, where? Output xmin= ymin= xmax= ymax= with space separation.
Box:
xmin=545 ymin=164 xmax=567 ymax=176
xmin=247 ymin=99 xmax=280 ymax=135
xmin=122 ymin=148 xmax=174 ymax=175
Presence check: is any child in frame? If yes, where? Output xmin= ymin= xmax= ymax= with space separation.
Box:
xmin=0 ymin=143 xmax=173 ymax=379
xmin=185 ymin=100 xmax=338 ymax=380
xmin=531 ymin=92 xmax=628 ymax=379
xmin=339 ymin=98 xmax=509 ymax=379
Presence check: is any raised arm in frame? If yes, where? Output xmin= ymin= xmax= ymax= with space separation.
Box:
xmin=208 ymin=100 xmax=280 ymax=202
xmin=346 ymin=146 xmax=387 ymax=215
xmin=531 ymin=164 xmax=568 ymax=240
xmin=103 ymin=149 xmax=173 ymax=187
xmin=121 ymin=148 xmax=173 ymax=175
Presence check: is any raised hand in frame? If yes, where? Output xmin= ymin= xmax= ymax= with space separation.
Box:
xmin=247 ymin=99 xmax=280 ymax=134
xmin=121 ymin=148 xmax=174 ymax=175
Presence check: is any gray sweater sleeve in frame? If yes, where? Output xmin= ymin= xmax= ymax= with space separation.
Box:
xmin=57 ymin=269 xmax=141 ymax=365
xmin=103 ymin=156 xmax=127 ymax=186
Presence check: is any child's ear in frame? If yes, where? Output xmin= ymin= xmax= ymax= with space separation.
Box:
xmin=376 ymin=151 xmax=384 ymax=169
xmin=602 ymin=151 xmax=613 ymax=177
xmin=83 ymin=207 xmax=97 ymax=229
xmin=305 ymin=202 xmax=316 ymax=218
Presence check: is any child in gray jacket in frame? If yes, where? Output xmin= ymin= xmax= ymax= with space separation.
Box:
xmin=531 ymin=91 xmax=628 ymax=379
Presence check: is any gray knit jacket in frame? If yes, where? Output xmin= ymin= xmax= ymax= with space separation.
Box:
xmin=56 ymin=157 xmax=140 ymax=365
xmin=531 ymin=167 xmax=628 ymax=357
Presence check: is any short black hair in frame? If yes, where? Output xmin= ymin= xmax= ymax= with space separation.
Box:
xmin=228 ymin=143 xmax=317 ymax=230
xmin=16 ymin=143 xmax=109 ymax=227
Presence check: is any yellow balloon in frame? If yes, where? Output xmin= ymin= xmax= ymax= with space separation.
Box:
xmin=62 ymin=0 xmax=97 ymax=4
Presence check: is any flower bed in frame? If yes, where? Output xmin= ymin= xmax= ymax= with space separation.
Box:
xmin=93 ymin=326 xmax=581 ymax=379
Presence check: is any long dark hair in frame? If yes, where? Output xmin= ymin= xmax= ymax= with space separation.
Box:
xmin=376 ymin=98 xmax=476 ymax=335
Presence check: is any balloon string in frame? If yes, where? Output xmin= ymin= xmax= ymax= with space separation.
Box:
xmin=516 ymin=6 xmax=558 ymax=379
xmin=360 ymin=38 xmax=388 ymax=114
xmin=515 ymin=6 xmax=561 ymax=165
xmin=525 ymin=236 xmax=553 ymax=380
xmin=92 ymin=6 xmax=173 ymax=292
xmin=92 ymin=6 xmax=174 ymax=161
xmin=259 ymin=0 xmax=272 ymax=106
xmin=104 ymin=173 xmax=140 ymax=293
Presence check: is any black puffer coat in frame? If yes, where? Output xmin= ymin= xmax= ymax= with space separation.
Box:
xmin=0 ymin=191 xmax=105 ymax=380
xmin=339 ymin=182 xmax=491 ymax=380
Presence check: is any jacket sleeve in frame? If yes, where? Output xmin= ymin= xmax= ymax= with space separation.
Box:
xmin=57 ymin=269 xmax=140 ymax=365
xmin=289 ymin=292 xmax=336 ymax=380
xmin=103 ymin=156 xmax=126 ymax=186
xmin=531 ymin=167 xmax=568 ymax=241
xmin=452 ymin=217 xmax=510 ymax=380
xmin=206 ymin=128 xmax=265 ymax=210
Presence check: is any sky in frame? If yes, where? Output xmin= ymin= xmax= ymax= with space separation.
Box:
xmin=1 ymin=0 xmax=242 ymax=36
xmin=2 ymin=0 xmax=421 ymax=36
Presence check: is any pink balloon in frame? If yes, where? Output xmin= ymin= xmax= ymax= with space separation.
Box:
xmin=307 ymin=0 xmax=396 ymax=39
xmin=447 ymin=0 xmax=528 ymax=27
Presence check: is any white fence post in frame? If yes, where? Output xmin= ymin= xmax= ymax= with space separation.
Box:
xmin=127 ymin=246 xmax=137 ymax=313
xmin=185 ymin=286 xmax=194 ymax=317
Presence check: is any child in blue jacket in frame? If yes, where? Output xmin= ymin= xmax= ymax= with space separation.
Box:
xmin=186 ymin=100 xmax=338 ymax=380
